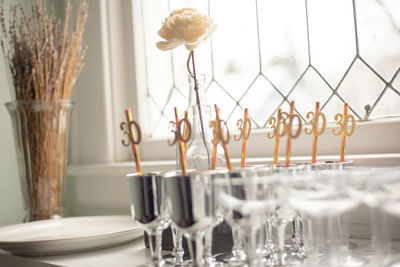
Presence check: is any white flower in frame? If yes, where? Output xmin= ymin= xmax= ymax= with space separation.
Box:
xmin=156 ymin=8 xmax=216 ymax=51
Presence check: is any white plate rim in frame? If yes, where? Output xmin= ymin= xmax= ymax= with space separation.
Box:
xmin=0 ymin=215 xmax=140 ymax=244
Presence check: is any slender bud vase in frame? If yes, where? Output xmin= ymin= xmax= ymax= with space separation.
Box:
xmin=186 ymin=75 xmax=225 ymax=171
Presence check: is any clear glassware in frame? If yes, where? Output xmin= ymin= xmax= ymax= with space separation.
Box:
xmin=164 ymin=226 xmax=188 ymax=266
xmin=164 ymin=170 xmax=215 ymax=266
xmin=127 ymin=172 xmax=171 ymax=266
xmin=203 ymin=170 xmax=226 ymax=266
xmin=374 ymin=167 xmax=400 ymax=266
xmin=346 ymin=167 xmax=392 ymax=266
xmin=6 ymin=100 xmax=74 ymax=222
xmin=271 ymin=164 xmax=306 ymax=266
xmin=322 ymin=160 xmax=354 ymax=170
xmin=169 ymin=135 xmax=189 ymax=266
xmin=287 ymin=170 xmax=364 ymax=266
xmin=188 ymin=74 xmax=207 ymax=108
xmin=186 ymin=75 xmax=225 ymax=171
xmin=214 ymin=169 xmax=252 ymax=265
xmin=215 ymin=169 xmax=283 ymax=267
xmin=251 ymin=165 xmax=277 ymax=257
xmin=320 ymin=161 xmax=360 ymax=258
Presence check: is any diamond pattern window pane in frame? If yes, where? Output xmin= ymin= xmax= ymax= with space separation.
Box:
xmin=308 ymin=0 xmax=356 ymax=88
xmin=288 ymin=68 xmax=332 ymax=119
xmin=136 ymin=0 xmax=400 ymax=138
xmin=357 ymin=0 xmax=400 ymax=81
xmin=212 ymin=0 xmax=260 ymax=101
xmin=240 ymin=75 xmax=283 ymax=127
xmin=338 ymin=59 xmax=385 ymax=117
xmin=258 ymin=0 xmax=309 ymax=95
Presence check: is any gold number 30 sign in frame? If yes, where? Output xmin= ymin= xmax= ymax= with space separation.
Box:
xmin=168 ymin=118 xmax=192 ymax=146
xmin=332 ymin=113 xmax=355 ymax=137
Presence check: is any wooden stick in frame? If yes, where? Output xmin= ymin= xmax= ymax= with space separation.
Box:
xmin=125 ymin=109 xmax=142 ymax=176
xmin=223 ymin=141 xmax=233 ymax=173
xmin=340 ymin=103 xmax=349 ymax=163
xmin=285 ymin=102 xmax=295 ymax=168
xmin=273 ymin=109 xmax=282 ymax=167
xmin=211 ymin=107 xmax=220 ymax=170
xmin=311 ymin=102 xmax=320 ymax=164
xmin=214 ymin=105 xmax=233 ymax=172
xmin=174 ymin=107 xmax=187 ymax=175
xmin=240 ymin=108 xmax=249 ymax=168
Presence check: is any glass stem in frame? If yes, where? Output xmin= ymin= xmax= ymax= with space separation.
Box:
xmin=292 ymin=212 xmax=304 ymax=251
xmin=243 ymin=227 xmax=261 ymax=267
xmin=148 ymin=230 xmax=163 ymax=266
xmin=204 ymin=228 xmax=213 ymax=263
xmin=172 ymin=226 xmax=184 ymax=263
xmin=232 ymin=224 xmax=243 ymax=260
xmin=328 ymin=216 xmax=341 ymax=266
xmin=264 ymin=219 xmax=274 ymax=252
xmin=370 ymin=206 xmax=391 ymax=265
xmin=276 ymin=222 xmax=287 ymax=266
xmin=188 ymin=233 xmax=205 ymax=267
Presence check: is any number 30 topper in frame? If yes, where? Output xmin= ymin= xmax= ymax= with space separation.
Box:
xmin=234 ymin=108 xmax=251 ymax=168
xmin=120 ymin=109 xmax=142 ymax=175
xmin=121 ymin=115 xmax=142 ymax=146
xmin=304 ymin=102 xmax=326 ymax=164
xmin=267 ymin=108 xmax=288 ymax=166
xmin=168 ymin=110 xmax=192 ymax=147
xmin=333 ymin=103 xmax=355 ymax=162
xmin=267 ymin=108 xmax=287 ymax=139
xmin=212 ymin=104 xmax=233 ymax=172
xmin=234 ymin=109 xmax=251 ymax=142
xmin=168 ymin=107 xmax=192 ymax=175
xmin=284 ymin=101 xmax=302 ymax=167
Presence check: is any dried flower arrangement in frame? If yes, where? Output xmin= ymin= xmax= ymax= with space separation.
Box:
xmin=0 ymin=0 xmax=88 ymax=221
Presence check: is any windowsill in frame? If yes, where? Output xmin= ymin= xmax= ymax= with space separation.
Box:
xmin=67 ymin=152 xmax=400 ymax=177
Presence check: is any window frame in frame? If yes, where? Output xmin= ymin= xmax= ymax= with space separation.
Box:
xmin=69 ymin=0 xmax=400 ymax=167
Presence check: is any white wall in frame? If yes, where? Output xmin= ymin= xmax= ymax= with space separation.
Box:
xmin=0 ymin=0 xmax=64 ymax=226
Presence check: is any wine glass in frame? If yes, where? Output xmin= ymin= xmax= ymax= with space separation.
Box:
xmin=272 ymin=164 xmax=307 ymax=265
xmin=375 ymin=167 xmax=400 ymax=266
xmin=127 ymin=172 xmax=171 ymax=266
xmin=252 ymin=165 xmax=276 ymax=257
xmin=270 ymin=164 xmax=310 ymax=266
xmin=287 ymin=169 xmax=364 ymax=266
xmin=213 ymin=168 xmax=254 ymax=265
xmin=215 ymin=168 xmax=283 ymax=267
xmin=202 ymin=170 xmax=228 ymax=266
xmin=164 ymin=170 xmax=215 ymax=266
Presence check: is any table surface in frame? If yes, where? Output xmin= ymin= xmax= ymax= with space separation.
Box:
xmin=1 ymin=237 xmax=400 ymax=267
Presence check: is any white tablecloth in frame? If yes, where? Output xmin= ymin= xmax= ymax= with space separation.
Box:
xmin=1 ymin=238 xmax=399 ymax=267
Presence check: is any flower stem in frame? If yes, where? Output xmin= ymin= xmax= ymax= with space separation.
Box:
xmin=190 ymin=50 xmax=211 ymax=169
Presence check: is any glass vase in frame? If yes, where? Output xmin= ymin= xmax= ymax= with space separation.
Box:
xmin=5 ymin=100 xmax=74 ymax=222
xmin=186 ymin=75 xmax=225 ymax=171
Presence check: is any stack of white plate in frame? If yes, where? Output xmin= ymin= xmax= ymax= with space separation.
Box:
xmin=0 ymin=216 xmax=142 ymax=256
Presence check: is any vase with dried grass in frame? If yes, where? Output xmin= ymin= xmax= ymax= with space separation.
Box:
xmin=1 ymin=0 xmax=88 ymax=221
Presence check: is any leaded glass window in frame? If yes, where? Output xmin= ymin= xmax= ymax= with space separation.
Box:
xmin=135 ymin=0 xmax=400 ymax=138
